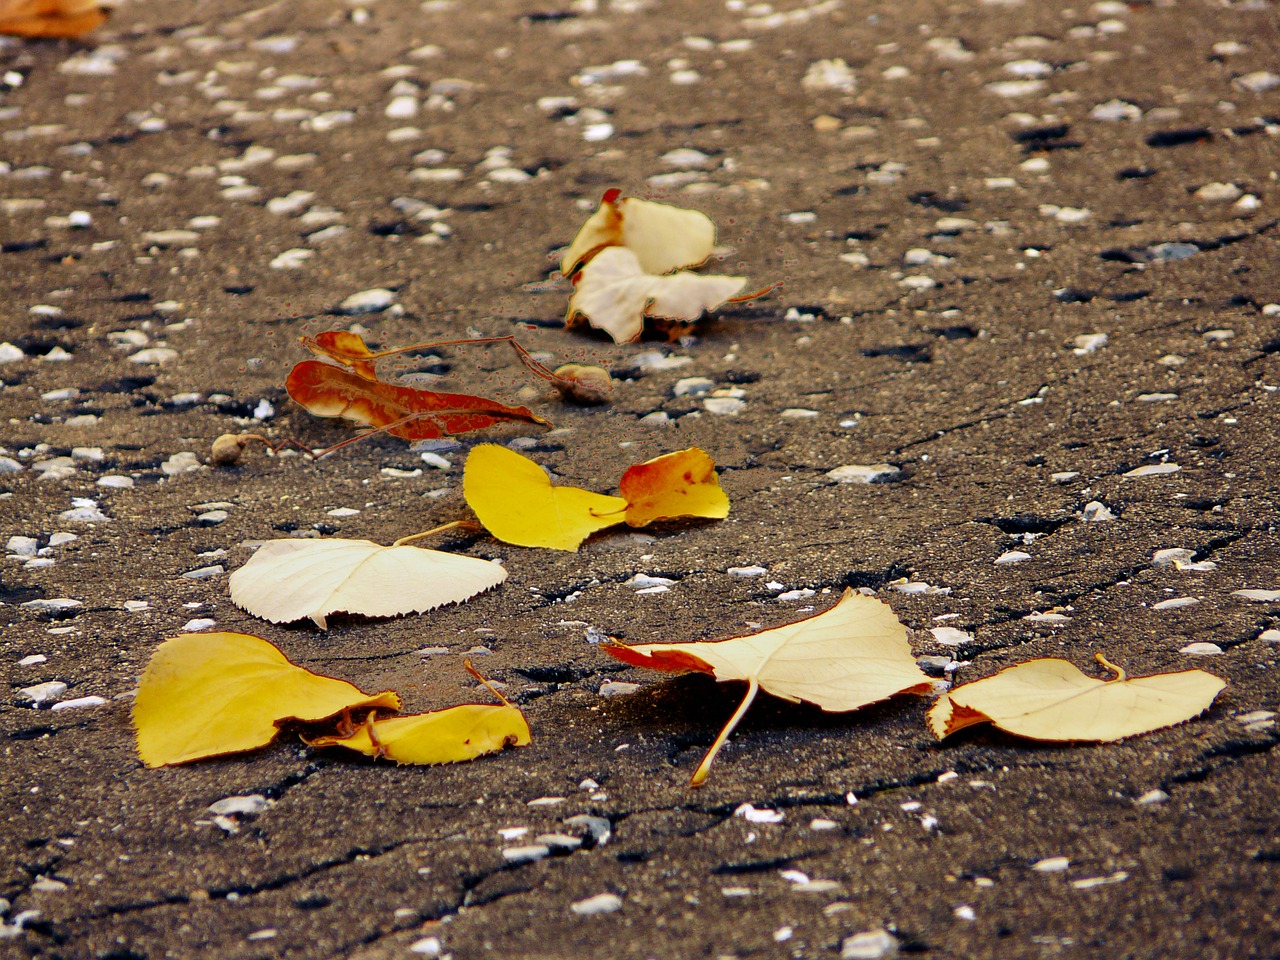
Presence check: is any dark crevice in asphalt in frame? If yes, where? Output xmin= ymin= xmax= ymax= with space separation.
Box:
xmin=1165 ymin=733 xmax=1280 ymax=789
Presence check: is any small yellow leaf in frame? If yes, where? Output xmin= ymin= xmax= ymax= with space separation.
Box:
xmin=463 ymin=444 xmax=627 ymax=550
xmin=560 ymin=190 xmax=717 ymax=278
xmin=567 ymin=247 xmax=747 ymax=344
xmin=606 ymin=589 xmax=932 ymax=785
xmin=306 ymin=703 xmax=531 ymax=765
xmin=229 ymin=538 xmax=507 ymax=629
xmin=133 ymin=633 xmax=400 ymax=768
xmin=928 ymin=655 xmax=1226 ymax=742
xmin=619 ymin=447 xmax=729 ymax=527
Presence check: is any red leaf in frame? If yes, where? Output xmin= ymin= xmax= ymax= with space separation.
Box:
xmin=301 ymin=331 xmax=379 ymax=381
xmin=285 ymin=360 xmax=550 ymax=441
xmin=0 ymin=0 xmax=106 ymax=37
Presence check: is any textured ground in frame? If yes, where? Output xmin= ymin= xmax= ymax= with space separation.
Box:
xmin=2 ymin=0 xmax=1280 ymax=958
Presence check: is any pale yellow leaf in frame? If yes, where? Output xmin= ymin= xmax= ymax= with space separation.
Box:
xmin=928 ymin=655 xmax=1226 ymax=742
xmin=560 ymin=191 xmax=717 ymax=278
xmin=306 ymin=703 xmax=531 ymax=765
xmin=568 ymin=246 xmax=747 ymax=344
xmin=606 ymin=589 xmax=932 ymax=784
xmin=228 ymin=538 xmax=507 ymax=629
xmin=132 ymin=632 xmax=400 ymax=768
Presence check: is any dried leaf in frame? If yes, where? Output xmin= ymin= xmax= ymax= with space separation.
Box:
xmin=132 ymin=632 xmax=400 ymax=768
xmin=567 ymin=246 xmax=747 ymax=344
xmin=302 ymin=330 xmax=380 ymax=380
xmin=605 ymin=589 xmax=932 ymax=785
xmin=928 ymin=655 xmax=1226 ymax=742
xmin=463 ymin=444 xmax=730 ymax=550
xmin=286 ymin=359 xmax=549 ymax=442
xmin=306 ymin=703 xmax=531 ymax=765
xmin=560 ymin=189 xmax=717 ymax=278
xmin=619 ymin=447 xmax=730 ymax=527
xmin=463 ymin=443 xmax=627 ymax=550
xmin=229 ymin=537 xmax=507 ymax=629
xmin=0 ymin=0 xmax=106 ymax=38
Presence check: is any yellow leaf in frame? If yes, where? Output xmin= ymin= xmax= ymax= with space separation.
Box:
xmin=306 ymin=703 xmax=531 ymax=765
xmin=928 ymin=654 xmax=1226 ymax=742
xmin=132 ymin=633 xmax=400 ymax=768
xmin=605 ymin=589 xmax=932 ymax=785
xmin=229 ymin=537 xmax=507 ymax=629
xmin=567 ymin=247 xmax=746 ymax=344
xmin=560 ymin=190 xmax=717 ymax=278
xmin=463 ymin=444 xmax=627 ymax=550
xmin=619 ymin=447 xmax=729 ymax=527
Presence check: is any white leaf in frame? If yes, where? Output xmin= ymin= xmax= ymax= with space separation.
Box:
xmin=569 ymin=246 xmax=746 ymax=343
xmin=229 ymin=538 xmax=506 ymax=628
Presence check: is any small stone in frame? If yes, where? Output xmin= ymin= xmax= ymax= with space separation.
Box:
xmin=1073 ymin=333 xmax=1108 ymax=354
xmin=7 ymin=535 xmax=39 ymax=556
xmin=1179 ymin=642 xmax=1222 ymax=655
xmin=337 ymin=288 xmax=397 ymax=315
xmin=1153 ymin=597 xmax=1199 ymax=610
xmin=1194 ymin=182 xmax=1242 ymax=203
xmin=162 ymin=452 xmax=203 ymax=476
xmin=1124 ymin=463 xmax=1180 ymax=478
xmin=130 ymin=347 xmax=179 ymax=365
xmin=182 ymin=618 xmax=216 ymax=631
xmin=570 ymin=893 xmax=622 ymax=916
xmin=842 ymin=929 xmax=899 ymax=959
xmin=19 ymin=680 xmax=68 ymax=704
xmin=59 ymin=498 xmax=109 ymax=522
xmin=802 ymin=58 xmax=856 ymax=93
xmin=704 ymin=396 xmax=745 ymax=415
xmin=208 ymin=795 xmax=269 ymax=817
xmin=1032 ymin=856 xmax=1070 ymax=873
xmin=50 ymin=696 xmax=107 ymax=711
xmin=535 ymin=832 xmax=583 ymax=853
xmin=270 ymin=249 xmax=313 ymax=270
xmin=826 ymin=464 xmax=900 ymax=483
xmin=1082 ymin=501 xmax=1114 ymax=522
xmin=409 ymin=936 xmax=442 ymax=956
xmin=1136 ymin=789 xmax=1169 ymax=805
xmin=0 ymin=342 xmax=25 ymax=363
xmin=930 ymin=626 xmax=973 ymax=646
xmin=1232 ymin=588 xmax=1280 ymax=602
xmin=673 ymin=376 xmax=715 ymax=397
xmin=197 ymin=510 xmax=228 ymax=525
xmin=728 ymin=565 xmax=767 ymax=577
xmin=31 ymin=877 xmax=67 ymax=893
xmin=734 ymin=803 xmax=783 ymax=824
xmin=183 ymin=565 xmax=225 ymax=580
xmin=502 ymin=844 xmax=550 ymax=864
xmin=21 ymin=598 xmax=82 ymax=615
xmin=598 ymin=680 xmax=641 ymax=697
xmin=563 ymin=814 xmax=611 ymax=845
xmin=777 ymin=589 xmax=815 ymax=601
xmin=1090 ymin=99 xmax=1142 ymax=121
xmin=995 ymin=550 xmax=1032 ymax=565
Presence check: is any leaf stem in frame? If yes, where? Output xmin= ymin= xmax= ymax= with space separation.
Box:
xmin=1095 ymin=653 xmax=1126 ymax=682
xmin=393 ymin=520 xmax=478 ymax=547
xmin=690 ymin=676 xmax=760 ymax=788
xmin=464 ymin=658 xmax=512 ymax=706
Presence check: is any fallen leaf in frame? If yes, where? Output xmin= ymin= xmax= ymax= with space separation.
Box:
xmin=604 ymin=589 xmax=933 ymax=785
xmin=463 ymin=443 xmax=627 ymax=550
xmin=567 ymin=246 xmax=748 ymax=344
xmin=560 ymin=189 xmax=717 ymax=278
xmin=463 ymin=444 xmax=730 ymax=550
xmin=619 ymin=447 xmax=730 ymax=527
xmin=302 ymin=330 xmax=379 ymax=380
xmin=132 ymin=632 xmax=400 ymax=768
xmin=928 ymin=654 xmax=1226 ymax=742
xmin=229 ymin=536 xmax=507 ymax=629
xmin=306 ymin=666 xmax=531 ymax=765
xmin=286 ymin=359 xmax=550 ymax=444
xmin=0 ymin=0 xmax=106 ymax=38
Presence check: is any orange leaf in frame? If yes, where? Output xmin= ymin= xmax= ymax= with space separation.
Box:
xmin=302 ymin=331 xmax=379 ymax=381
xmin=619 ymin=447 xmax=729 ymax=527
xmin=0 ymin=0 xmax=106 ymax=37
xmin=285 ymin=360 xmax=550 ymax=442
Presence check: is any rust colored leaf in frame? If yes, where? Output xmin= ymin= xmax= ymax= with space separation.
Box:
xmin=285 ymin=360 xmax=550 ymax=442
xmin=619 ymin=447 xmax=729 ymax=527
xmin=0 ymin=0 xmax=106 ymax=37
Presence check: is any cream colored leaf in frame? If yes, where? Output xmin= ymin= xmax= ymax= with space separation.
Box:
xmin=606 ymin=589 xmax=932 ymax=784
xmin=928 ymin=655 xmax=1226 ymax=742
xmin=568 ymin=246 xmax=746 ymax=344
xmin=132 ymin=632 xmax=401 ymax=768
xmin=229 ymin=538 xmax=507 ymax=629
xmin=560 ymin=191 xmax=717 ymax=277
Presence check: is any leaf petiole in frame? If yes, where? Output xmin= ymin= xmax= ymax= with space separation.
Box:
xmin=392 ymin=520 xmax=479 ymax=548
xmin=690 ymin=676 xmax=760 ymax=787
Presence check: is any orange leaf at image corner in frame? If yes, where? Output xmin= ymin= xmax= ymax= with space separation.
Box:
xmin=0 ymin=0 xmax=106 ymax=38
xmin=286 ymin=359 xmax=550 ymax=442
xmin=619 ymin=447 xmax=729 ymax=527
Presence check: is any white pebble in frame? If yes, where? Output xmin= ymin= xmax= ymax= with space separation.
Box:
xmin=1123 ymin=463 xmax=1180 ymax=478
xmin=734 ymin=803 xmax=783 ymax=823
xmin=183 ymin=565 xmax=225 ymax=580
xmin=1232 ymin=588 xmax=1280 ymax=602
xmin=1135 ymin=789 xmax=1168 ymax=805
xmin=802 ymin=58 xmax=857 ymax=93
xmin=19 ymin=680 xmax=68 ymax=704
xmin=570 ymin=893 xmax=623 ymax=916
xmin=1081 ymin=501 xmax=1114 ymax=522
xmin=21 ymin=598 xmax=82 ymax=615
xmin=1032 ymin=856 xmax=1070 ymax=873
xmin=728 ymin=565 xmax=768 ymax=577
xmin=995 ymin=550 xmax=1032 ymax=565
xmin=1152 ymin=597 xmax=1199 ymax=610
xmin=842 ymin=929 xmax=899 ymax=959
xmin=704 ymin=396 xmax=745 ymax=415
xmin=1179 ymin=642 xmax=1222 ymax=655
xmin=598 ymin=680 xmax=641 ymax=697
xmin=182 ymin=618 xmax=216 ymax=631
xmin=270 ymin=248 xmax=313 ymax=269
xmin=409 ymin=936 xmax=442 ymax=956
xmin=930 ymin=626 xmax=973 ymax=646
xmin=502 ymin=844 xmax=550 ymax=864
xmin=1073 ymin=333 xmax=1108 ymax=354
xmin=826 ymin=463 xmax=900 ymax=483
xmin=777 ymin=589 xmax=815 ymax=602
xmin=1194 ymin=182 xmax=1242 ymax=203
xmin=673 ymin=377 xmax=714 ymax=396
xmin=209 ymin=794 xmax=269 ymax=816
xmin=0 ymin=342 xmax=25 ymax=363
xmin=129 ymin=347 xmax=179 ymax=365
xmin=7 ymin=535 xmax=38 ymax=556
xmin=50 ymin=696 xmax=107 ymax=711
